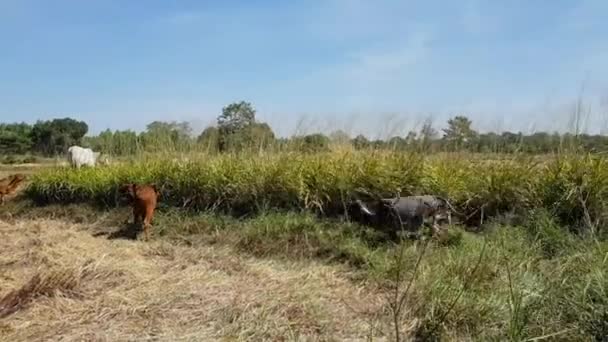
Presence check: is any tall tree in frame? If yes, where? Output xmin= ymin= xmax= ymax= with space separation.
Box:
xmin=217 ymin=101 xmax=256 ymax=134
xmin=216 ymin=101 xmax=275 ymax=152
xmin=442 ymin=115 xmax=477 ymax=151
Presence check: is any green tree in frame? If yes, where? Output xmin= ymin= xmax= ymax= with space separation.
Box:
xmin=197 ymin=126 xmax=221 ymax=152
xmin=219 ymin=123 xmax=276 ymax=152
xmin=140 ymin=121 xmax=193 ymax=152
xmin=388 ymin=136 xmax=407 ymax=150
xmin=216 ymin=101 xmax=275 ymax=152
xmin=86 ymin=129 xmax=140 ymax=155
xmin=352 ymin=134 xmax=370 ymax=150
xmin=218 ymin=101 xmax=256 ymax=134
xmin=293 ymin=133 xmax=330 ymax=153
xmin=30 ymin=118 xmax=88 ymax=155
xmin=500 ymin=131 xmax=523 ymax=153
xmin=0 ymin=123 xmax=33 ymax=154
xmin=246 ymin=122 xmax=276 ymax=150
xmin=442 ymin=115 xmax=477 ymax=151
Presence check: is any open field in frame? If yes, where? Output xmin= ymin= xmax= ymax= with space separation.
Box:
xmin=1 ymin=151 xmax=608 ymax=341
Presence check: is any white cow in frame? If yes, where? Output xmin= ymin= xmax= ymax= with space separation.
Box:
xmin=67 ymin=145 xmax=99 ymax=168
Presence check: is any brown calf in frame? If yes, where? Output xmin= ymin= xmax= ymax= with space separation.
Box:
xmin=0 ymin=174 xmax=26 ymax=204
xmin=119 ymin=183 xmax=160 ymax=240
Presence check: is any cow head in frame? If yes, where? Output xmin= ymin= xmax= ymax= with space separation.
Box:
xmin=349 ymin=197 xmax=399 ymax=227
xmin=429 ymin=196 xmax=453 ymax=225
xmin=118 ymin=183 xmax=136 ymax=199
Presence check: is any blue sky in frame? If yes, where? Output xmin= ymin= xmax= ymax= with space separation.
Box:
xmin=1 ymin=0 xmax=607 ymax=137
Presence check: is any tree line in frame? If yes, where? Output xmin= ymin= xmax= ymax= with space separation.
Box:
xmin=2 ymin=101 xmax=608 ymax=159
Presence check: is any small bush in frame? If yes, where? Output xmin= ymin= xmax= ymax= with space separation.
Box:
xmin=1 ymin=155 xmax=18 ymax=164
xmin=525 ymin=209 xmax=575 ymax=258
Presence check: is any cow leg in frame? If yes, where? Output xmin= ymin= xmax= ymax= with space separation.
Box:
xmin=387 ymin=227 xmax=400 ymax=242
xmin=142 ymin=222 xmax=150 ymax=241
xmin=393 ymin=214 xmax=409 ymax=241
xmin=142 ymin=207 xmax=155 ymax=241
xmin=135 ymin=209 xmax=147 ymax=240
xmin=431 ymin=222 xmax=442 ymax=236
xmin=132 ymin=207 xmax=140 ymax=225
xmin=143 ymin=216 xmax=152 ymax=241
xmin=414 ymin=216 xmax=426 ymax=239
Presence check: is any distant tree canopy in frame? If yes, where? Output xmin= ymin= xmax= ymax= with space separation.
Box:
xmin=85 ymin=129 xmax=139 ymax=155
xmin=293 ymin=133 xmax=331 ymax=153
xmin=0 ymin=123 xmax=33 ymax=154
xmin=352 ymin=134 xmax=370 ymax=150
xmin=140 ymin=121 xmax=194 ymax=152
xmin=197 ymin=126 xmax=221 ymax=152
xmin=30 ymin=118 xmax=88 ymax=155
xmin=329 ymin=130 xmax=350 ymax=144
xmin=4 ymin=110 xmax=608 ymax=158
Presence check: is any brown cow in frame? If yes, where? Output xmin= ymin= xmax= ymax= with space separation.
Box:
xmin=118 ymin=183 xmax=160 ymax=241
xmin=0 ymin=174 xmax=26 ymax=204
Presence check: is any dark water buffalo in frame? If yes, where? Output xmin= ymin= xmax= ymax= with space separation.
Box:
xmin=349 ymin=195 xmax=456 ymax=240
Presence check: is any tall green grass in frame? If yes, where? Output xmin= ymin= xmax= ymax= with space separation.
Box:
xmin=26 ymin=151 xmax=608 ymax=236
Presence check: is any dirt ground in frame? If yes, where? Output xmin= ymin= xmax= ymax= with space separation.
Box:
xmin=0 ymin=218 xmax=388 ymax=341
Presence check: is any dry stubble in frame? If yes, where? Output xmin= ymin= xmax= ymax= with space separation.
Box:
xmin=0 ymin=219 xmax=388 ymax=341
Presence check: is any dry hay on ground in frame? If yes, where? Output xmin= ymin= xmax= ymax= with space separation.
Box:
xmin=0 ymin=218 xmax=388 ymax=341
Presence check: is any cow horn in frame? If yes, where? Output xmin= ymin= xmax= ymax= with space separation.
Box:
xmin=355 ymin=199 xmax=375 ymax=216
xmin=436 ymin=196 xmax=463 ymax=216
